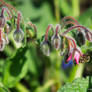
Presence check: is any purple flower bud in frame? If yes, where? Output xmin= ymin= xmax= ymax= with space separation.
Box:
xmin=77 ymin=31 xmax=86 ymax=46
xmin=51 ymin=34 xmax=61 ymax=50
xmin=0 ymin=16 xmax=5 ymax=28
xmin=41 ymin=41 xmax=50 ymax=56
xmin=13 ymin=29 xmax=24 ymax=43
xmin=85 ymin=31 xmax=92 ymax=42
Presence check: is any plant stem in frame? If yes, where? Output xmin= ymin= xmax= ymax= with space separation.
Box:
xmin=15 ymin=82 xmax=30 ymax=92
xmin=69 ymin=64 xmax=84 ymax=82
xmin=54 ymin=0 xmax=60 ymax=22
xmin=72 ymin=0 xmax=80 ymax=17
xmin=87 ymin=76 xmax=92 ymax=92
xmin=75 ymin=64 xmax=84 ymax=78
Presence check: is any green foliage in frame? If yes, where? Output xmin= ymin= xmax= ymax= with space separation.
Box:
xmin=3 ymin=47 xmax=28 ymax=88
xmin=78 ymin=8 xmax=92 ymax=29
xmin=0 ymin=0 xmax=92 ymax=92
xmin=57 ymin=77 xmax=89 ymax=92
xmin=0 ymin=83 xmax=10 ymax=92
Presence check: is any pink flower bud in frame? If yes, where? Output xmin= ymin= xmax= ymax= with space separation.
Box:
xmin=74 ymin=51 xmax=80 ymax=64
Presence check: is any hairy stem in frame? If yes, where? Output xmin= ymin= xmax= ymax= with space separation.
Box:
xmin=56 ymin=24 xmax=61 ymax=35
xmin=62 ymin=25 xmax=91 ymax=35
xmin=60 ymin=16 xmax=80 ymax=25
xmin=17 ymin=12 xmax=21 ymax=30
xmin=61 ymin=21 xmax=81 ymax=31
xmin=45 ymin=24 xmax=54 ymax=41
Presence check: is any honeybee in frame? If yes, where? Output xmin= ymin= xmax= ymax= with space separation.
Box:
xmin=79 ymin=54 xmax=90 ymax=63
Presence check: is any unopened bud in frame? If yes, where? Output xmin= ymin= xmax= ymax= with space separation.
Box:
xmin=85 ymin=31 xmax=92 ymax=42
xmin=51 ymin=34 xmax=61 ymax=50
xmin=41 ymin=41 xmax=50 ymax=56
xmin=13 ymin=29 xmax=24 ymax=43
xmin=77 ymin=31 xmax=85 ymax=46
xmin=0 ymin=16 xmax=5 ymax=28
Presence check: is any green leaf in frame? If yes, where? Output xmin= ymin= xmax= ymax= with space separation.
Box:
xmin=16 ymin=0 xmax=56 ymax=38
xmin=57 ymin=77 xmax=89 ymax=92
xmin=0 ymin=83 xmax=10 ymax=92
xmin=25 ymin=46 xmax=37 ymax=75
xmin=60 ymin=0 xmax=72 ymax=16
xmin=78 ymin=8 xmax=92 ymax=29
xmin=3 ymin=47 xmax=28 ymax=88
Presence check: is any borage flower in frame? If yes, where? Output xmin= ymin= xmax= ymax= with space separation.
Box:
xmin=62 ymin=59 xmax=73 ymax=70
xmin=62 ymin=35 xmax=83 ymax=65
xmin=67 ymin=48 xmax=83 ymax=65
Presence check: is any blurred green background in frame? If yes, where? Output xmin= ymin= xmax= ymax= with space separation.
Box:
xmin=0 ymin=0 xmax=92 ymax=92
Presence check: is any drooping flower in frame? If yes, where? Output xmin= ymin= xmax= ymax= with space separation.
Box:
xmin=62 ymin=35 xmax=83 ymax=65
xmin=62 ymin=59 xmax=73 ymax=69
xmin=67 ymin=48 xmax=83 ymax=65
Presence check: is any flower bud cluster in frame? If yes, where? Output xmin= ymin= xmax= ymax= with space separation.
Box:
xmin=0 ymin=5 xmax=24 ymax=51
xmin=0 ymin=1 xmax=91 ymax=66
xmin=41 ymin=24 xmax=62 ymax=56
xmin=41 ymin=16 xmax=91 ymax=66
xmin=0 ymin=7 xmax=11 ymax=51
xmin=0 ymin=1 xmax=38 ymax=51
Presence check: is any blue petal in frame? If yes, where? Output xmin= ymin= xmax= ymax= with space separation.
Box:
xmin=62 ymin=59 xmax=73 ymax=70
